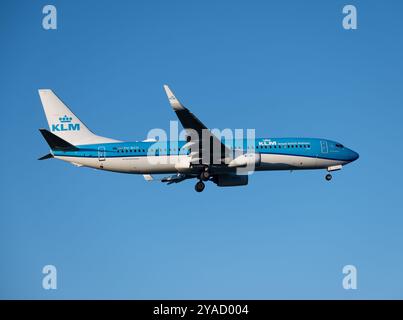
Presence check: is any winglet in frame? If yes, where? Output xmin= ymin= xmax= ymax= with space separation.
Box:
xmin=163 ymin=85 xmax=186 ymax=111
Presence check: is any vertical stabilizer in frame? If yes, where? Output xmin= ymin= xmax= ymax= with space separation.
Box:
xmin=38 ymin=89 xmax=119 ymax=145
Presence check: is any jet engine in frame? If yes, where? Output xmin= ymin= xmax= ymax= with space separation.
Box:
xmin=214 ymin=174 xmax=249 ymax=187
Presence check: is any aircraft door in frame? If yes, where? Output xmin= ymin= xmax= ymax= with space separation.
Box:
xmin=98 ymin=146 xmax=106 ymax=161
xmin=320 ymin=141 xmax=328 ymax=154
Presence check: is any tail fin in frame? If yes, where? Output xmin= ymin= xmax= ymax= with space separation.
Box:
xmin=38 ymin=89 xmax=119 ymax=145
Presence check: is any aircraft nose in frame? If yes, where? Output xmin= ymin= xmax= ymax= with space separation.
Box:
xmin=350 ymin=150 xmax=359 ymax=162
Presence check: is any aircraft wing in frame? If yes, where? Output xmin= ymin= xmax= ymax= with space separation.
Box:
xmin=163 ymin=85 xmax=230 ymax=165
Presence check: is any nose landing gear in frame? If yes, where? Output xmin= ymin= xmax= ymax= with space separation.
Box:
xmin=325 ymin=165 xmax=342 ymax=181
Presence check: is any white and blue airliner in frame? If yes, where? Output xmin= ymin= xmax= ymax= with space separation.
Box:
xmin=38 ymin=86 xmax=359 ymax=192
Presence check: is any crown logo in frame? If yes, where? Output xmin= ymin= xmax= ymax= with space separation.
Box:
xmin=59 ymin=115 xmax=72 ymax=123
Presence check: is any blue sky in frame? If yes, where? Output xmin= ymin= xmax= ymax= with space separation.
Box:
xmin=1 ymin=0 xmax=402 ymax=299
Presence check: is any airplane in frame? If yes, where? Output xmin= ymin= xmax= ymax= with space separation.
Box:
xmin=38 ymin=86 xmax=359 ymax=192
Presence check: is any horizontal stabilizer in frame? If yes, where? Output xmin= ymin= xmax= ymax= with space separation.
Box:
xmin=38 ymin=153 xmax=54 ymax=160
xmin=39 ymin=129 xmax=79 ymax=151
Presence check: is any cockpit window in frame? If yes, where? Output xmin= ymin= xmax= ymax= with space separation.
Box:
xmin=335 ymin=143 xmax=344 ymax=148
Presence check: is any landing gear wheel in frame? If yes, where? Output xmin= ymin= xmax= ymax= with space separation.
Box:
xmin=200 ymin=171 xmax=210 ymax=181
xmin=195 ymin=181 xmax=205 ymax=192
xmin=325 ymin=174 xmax=332 ymax=181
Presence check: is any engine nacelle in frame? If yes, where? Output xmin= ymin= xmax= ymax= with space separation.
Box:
xmin=228 ymin=153 xmax=261 ymax=168
xmin=215 ymin=174 xmax=249 ymax=187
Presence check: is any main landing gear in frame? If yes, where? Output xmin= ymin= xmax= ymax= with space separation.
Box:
xmin=200 ymin=171 xmax=210 ymax=181
xmin=195 ymin=169 xmax=210 ymax=192
xmin=325 ymin=173 xmax=332 ymax=181
xmin=195 ymin=181 xmax=205 ymax=193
